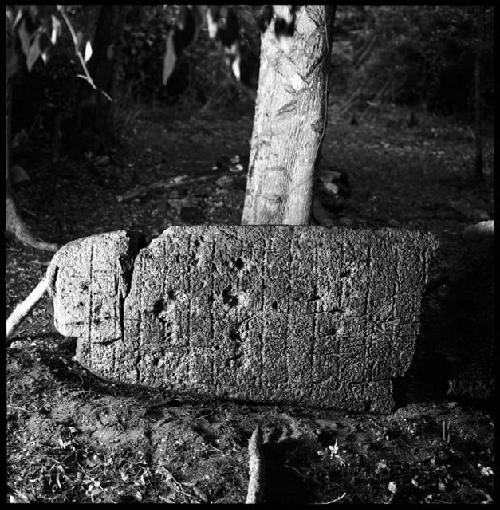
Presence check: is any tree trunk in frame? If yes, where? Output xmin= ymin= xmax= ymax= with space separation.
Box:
xmin=242 ymin=6 xmax=336 ymax=225
xmin=73 ymin=4 xmax=128 ymax=149
xmin=473 ymin=6 xmax=485 ymax=182
xmin=90 ymin=4 xmax=128 ymax=137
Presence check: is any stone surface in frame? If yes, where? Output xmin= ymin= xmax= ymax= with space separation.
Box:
xmin=51 ymin=226 xmax=438 ymax=412
xmin=51 ymin=230 xmax=146 ymax=342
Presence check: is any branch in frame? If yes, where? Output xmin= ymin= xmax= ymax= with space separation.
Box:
xmin=57 ymin=5 xmax=112 ymax=102
xmin=312 ymin=493 xmax=346 ymax=504
xmin=116 ymin=171 xmax=243 ymax=203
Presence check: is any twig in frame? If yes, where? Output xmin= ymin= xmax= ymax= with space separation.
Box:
xmin=313 ymin=492 xmax=346 ymax=504
xmin=284 ymin=463 xmax=308 ymax=480
xmin=57 ymin=5 xmax=112 ymax=102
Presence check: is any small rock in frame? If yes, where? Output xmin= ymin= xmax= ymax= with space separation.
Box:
xmin=230 ymin=163 xmax=244 ymax=172
xmin=324 ymin=182 xmax=340 ymax=195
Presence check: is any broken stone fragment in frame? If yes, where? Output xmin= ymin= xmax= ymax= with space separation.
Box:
xmin=51 ymin=226 xmax=438 ymax=412
xmin=50 ymin=230 xmax=146 ymax=343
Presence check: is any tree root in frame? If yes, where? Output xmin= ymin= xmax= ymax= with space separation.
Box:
xmin=5 ymin=191 xmax=58 ymax=252
xmin=6 ymin=275 xmax=49 ymax=340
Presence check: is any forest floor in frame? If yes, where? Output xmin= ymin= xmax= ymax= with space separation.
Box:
xmin=6 ymin=102 xmax=494 ymax=503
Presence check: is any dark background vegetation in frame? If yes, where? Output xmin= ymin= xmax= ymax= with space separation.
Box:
xmin=12 ymin=5 xmax=494 ymax=137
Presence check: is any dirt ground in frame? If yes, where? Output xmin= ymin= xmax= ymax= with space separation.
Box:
xmin=6 ymin=103 xmax=494 ymax=503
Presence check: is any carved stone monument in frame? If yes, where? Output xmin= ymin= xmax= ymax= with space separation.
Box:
xmin=51 ymin=226 xmax=437 ymax=412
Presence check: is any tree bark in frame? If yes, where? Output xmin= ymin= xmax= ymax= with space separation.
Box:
xmin=242 ymin=6 xmax=336 ymax=225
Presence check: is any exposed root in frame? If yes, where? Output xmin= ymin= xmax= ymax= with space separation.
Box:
xmin=6 ymin=275 xmax=49 ymax=340
xmin=6 ymin=250 xmax=60 ymax=341
xmin=6 ymin=191 xmax=59 ymax=252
